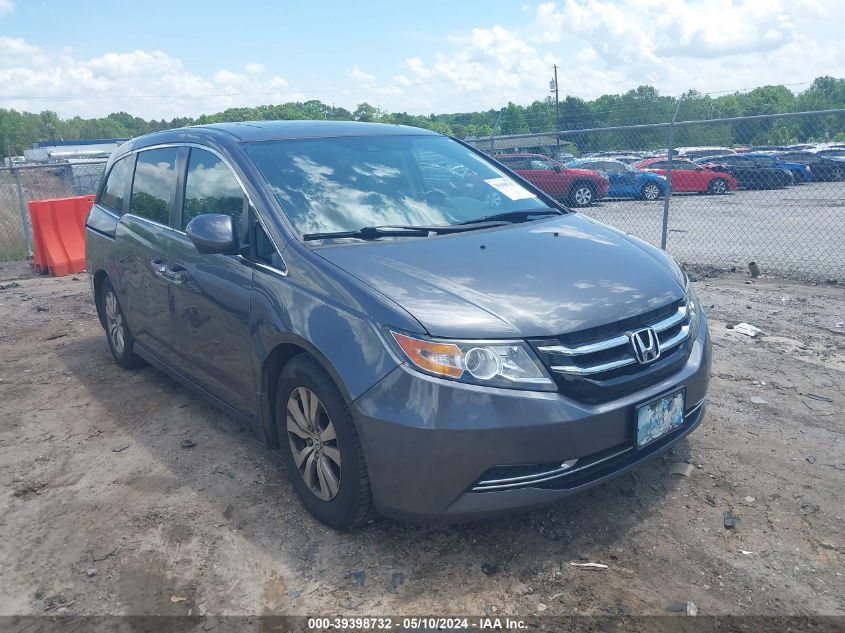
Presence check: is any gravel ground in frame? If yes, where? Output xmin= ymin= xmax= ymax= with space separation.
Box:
xmin=0 ymin=265 xmax=843 ymax=621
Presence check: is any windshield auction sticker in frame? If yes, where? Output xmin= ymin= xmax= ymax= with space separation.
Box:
xmin=483 ymin=177 xmax=537 ymax=200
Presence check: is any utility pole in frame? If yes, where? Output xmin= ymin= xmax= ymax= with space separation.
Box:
xmin=550 ymin=65 xmax=560 ymax=157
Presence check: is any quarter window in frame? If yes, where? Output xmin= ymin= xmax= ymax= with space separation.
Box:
xmin=99 ymin=155 xmax=133 ymax=213
xmin=130 ymin=148 xmax=179 ymax=225
xmin=183 ymin=148 xmax=246 ymax=238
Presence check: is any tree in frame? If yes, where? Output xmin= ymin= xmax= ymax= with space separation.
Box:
xmin=353 ymin=103 xmax=380 ymax=122
xmin=500 ymin=102 xmax=529 ymax=135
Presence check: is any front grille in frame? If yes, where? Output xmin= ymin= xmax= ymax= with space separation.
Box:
xmin=530 ymin=299 xmax=693 ymax=403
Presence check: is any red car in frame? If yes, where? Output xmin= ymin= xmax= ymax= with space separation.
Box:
xmin=634 ymin=157 xmax=737 ymax=194
xmin=495 ymin=153 xmax=609 ymax=207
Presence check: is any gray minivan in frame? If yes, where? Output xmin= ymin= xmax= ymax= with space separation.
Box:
xmin=85 ymin=121 xmax=710 ymax=529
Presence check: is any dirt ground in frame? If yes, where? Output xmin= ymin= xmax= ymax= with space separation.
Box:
xmin=0 ymin=262 xmax=843 ymax=620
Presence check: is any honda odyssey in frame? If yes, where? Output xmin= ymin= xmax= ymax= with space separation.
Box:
xmin=85 ymin=121 xmax=711 ymax=529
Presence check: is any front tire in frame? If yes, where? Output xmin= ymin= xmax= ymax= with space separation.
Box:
xmin=275 ymin=355 xmax=374 ymax=530
xmin=568 ymin=182 xmax=596 ymax=207
xmin=640 ymin=182 xmax=662 ymax=201
xmin=707 ymin=177 xmax=729 ymax=195
xmin=100 ymin=279 xmax=145 ymax=369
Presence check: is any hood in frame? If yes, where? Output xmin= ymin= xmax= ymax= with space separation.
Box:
xmin=316 ymin=214 xmax=686 ymax=339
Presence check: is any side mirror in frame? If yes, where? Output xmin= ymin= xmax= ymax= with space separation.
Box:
xmin=553 ymin=165 xmax=562 ymax=173
xmin=186 ymin=214 xmax=238 ymax=255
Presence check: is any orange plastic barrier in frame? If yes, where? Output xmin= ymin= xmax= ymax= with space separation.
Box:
xmin=28 ymin=195 xmax=95 ymax=276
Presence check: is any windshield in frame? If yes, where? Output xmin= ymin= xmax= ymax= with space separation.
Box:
xmin=247 ymin=135 xmax=556 ymax=236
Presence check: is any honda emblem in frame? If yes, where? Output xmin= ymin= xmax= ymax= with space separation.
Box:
xmin=630 ymin=328 xmax=661 ymax=364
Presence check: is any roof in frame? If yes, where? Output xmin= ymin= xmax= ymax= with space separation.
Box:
xmin=193 ymin=120 xmax=438 ymax=142
xmin=127 ymin=120 xmax=439 ymax=151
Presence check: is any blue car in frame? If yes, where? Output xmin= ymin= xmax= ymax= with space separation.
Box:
xmin=568 ymin=158 xmax=667 ymax=200
xmin=740 ymin=152 xmax=813 ymax=183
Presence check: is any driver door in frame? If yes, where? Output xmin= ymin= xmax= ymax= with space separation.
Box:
xmin=167 ymin=147 xmax=257 ymax=416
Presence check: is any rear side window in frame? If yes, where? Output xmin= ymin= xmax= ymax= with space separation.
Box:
xmin=99 ymin=156 xmax=133 ymax=213
xmin=130 ymin=148 xmax=179 ymax=225
xmin=182 ymin=148 xmax=246 ymax=237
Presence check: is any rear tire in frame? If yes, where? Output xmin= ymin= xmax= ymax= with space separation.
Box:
xmin=100 ymin=279 xmax=145 ymax=369
xmin=275 ymin=354 xmax=374 ymax=530
xmin=568 ymin=182 xmax=596 ymax=207
xmin=707 ymin=178 xmax=729 ymax=195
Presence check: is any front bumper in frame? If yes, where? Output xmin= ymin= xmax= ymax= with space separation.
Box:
xmin=352 ymin=318 xmax=711 ymax=523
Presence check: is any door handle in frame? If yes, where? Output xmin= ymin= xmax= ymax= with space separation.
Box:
xmin=150 ymin=258 xmax=169 ymax=279
xmin=163 ymin=265 xmax=186 ymax=285
xmin=150 ymin=258 xmax=186 ymax=285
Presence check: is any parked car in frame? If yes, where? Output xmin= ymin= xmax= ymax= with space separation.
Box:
xmin=85 ymin=121 xmax=710 ymax=529
xmin=694 ymin=154 xmax=794 ymax=189
xmin=568 ymin=158 xmax=667 ymax=200
xmin=772 ymin=151 xmax=845 ymax=181
xmin=812 ymin=147 xmax=845 ymax=160
xmin=740 ymin=152 xmax=813 ymax=183
xmin=634 ymin=157 xmax=737 ymax=194
xmin=734 ymin=145 xmax=787 ymax=153
xmin=675 ymin=146 xmax=736 ymax=160
xmin=495 ymin=153 xmax=609 ymax=207
xmin=609 ymin=155 xmax=647 ymax=165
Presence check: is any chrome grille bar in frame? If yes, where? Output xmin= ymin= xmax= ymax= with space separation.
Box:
xmin=539 ymin=304 xmax=691 ymax=376
xmin=537 ymin=305 xmax=687 ymax=356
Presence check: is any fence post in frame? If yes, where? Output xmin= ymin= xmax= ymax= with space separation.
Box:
xmin=12 ymin=168 xmax=33 ymax=258
xmin=660 ymin=124 xmax=674 ymax=250
xmin=661 ymin=97 xmax=684 ymax=250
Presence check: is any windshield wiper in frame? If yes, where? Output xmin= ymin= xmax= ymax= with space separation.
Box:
xmin=457 ymin=209 xmax=563 ymax=225
xmin=303 ymin=222 xmax=509 ymax=241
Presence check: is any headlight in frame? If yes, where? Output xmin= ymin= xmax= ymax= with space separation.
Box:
xmin=388 ymin=330 xmax=556 ymax=391
xmin=684 ymin=276 xmax=702 ymax=340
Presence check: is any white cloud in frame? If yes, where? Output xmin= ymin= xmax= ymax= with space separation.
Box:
xmin=1 ymin=1 xmax=844 ymax=121
xmin=394 ymin=0 xmax=845 ymax=114
xmin=348 ymin=65 xmax=376 ymax=84
xmin=0 ymin=0 xmax=14 ymax=16
xmin=0 ymin=40 xmax=294 ymax=119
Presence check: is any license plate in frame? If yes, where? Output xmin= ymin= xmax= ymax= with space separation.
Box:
xmin=636 ymin=389 xmax=685 ymax=448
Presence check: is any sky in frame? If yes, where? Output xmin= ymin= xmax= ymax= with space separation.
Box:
xmin=0 ymin=0 xmax=843 ymax=120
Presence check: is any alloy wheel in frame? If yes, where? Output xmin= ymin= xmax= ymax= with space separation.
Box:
xmin=574 ymin=186 xmax=593 ymax=206
xmin=643 ymin=183 xmax=660 ymax=200
xmin=104 ymin=290 xmax=125 ymax=356
xmin=710 ymin=179 xmax=727 ymax=194
xmin=286 ymin=387 xmax=342 ymax=501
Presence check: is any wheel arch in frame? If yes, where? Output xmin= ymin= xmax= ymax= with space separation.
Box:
xmin=259 ymin=336 xmax=354 ymax=449
xmin=92 ymin=269 xmax=109 ymax=329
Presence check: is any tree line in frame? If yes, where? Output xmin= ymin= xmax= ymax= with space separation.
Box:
xmin=1 ymin=76 xmax=844 ymax=159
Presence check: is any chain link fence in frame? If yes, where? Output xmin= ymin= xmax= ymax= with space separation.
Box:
xmin=2 ymin=110 xmax=844 ymax=281
xmin=0 ymin=161 xmax=106 ymax=261
xmin=471 ymin=109 xmax=845 ymax=281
